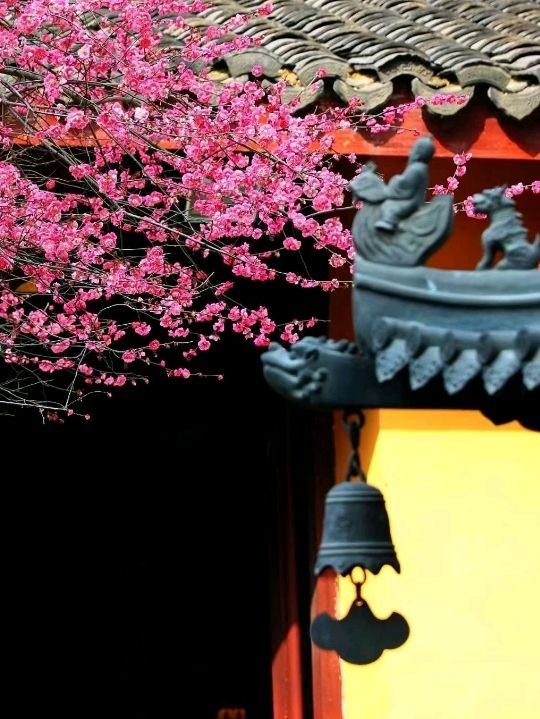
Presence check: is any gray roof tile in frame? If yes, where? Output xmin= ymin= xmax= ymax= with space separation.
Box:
xmin=185 ymin=0 xmax=540 ymax=118
xmin=201 ymin=0 xmax=540 ymax=119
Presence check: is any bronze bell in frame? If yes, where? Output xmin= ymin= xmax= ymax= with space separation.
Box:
xmin=314 ymin=481 xmax=400 ymax=576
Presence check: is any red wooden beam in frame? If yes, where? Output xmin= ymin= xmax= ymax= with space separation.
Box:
xmin=332 ymin=102 xmax=539 ymax=161
xmin=8 ymin=99 xmax=539 ymax=161
xmin=311 ymin=572 xmax=342 ymax=719
xmin=310 ymin=413 xmax=343 ymax=719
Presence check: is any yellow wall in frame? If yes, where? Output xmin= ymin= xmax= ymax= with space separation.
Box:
xmin=338 ymin=409 xmax=540 ymax=719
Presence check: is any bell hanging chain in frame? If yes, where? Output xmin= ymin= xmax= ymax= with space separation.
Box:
xmin=343 ymin=410 xmax=366 ymax=483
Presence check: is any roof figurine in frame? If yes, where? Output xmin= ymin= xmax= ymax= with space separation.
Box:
xmin=375 ymin=136 xmax=435 ymax=232
xmin=261 ymin=136 xmax=540 ymax=431
xmin=473 ymin=187 xmax=540 ymax=270
xmin=349 ymin=136 xmax=453 ymax=266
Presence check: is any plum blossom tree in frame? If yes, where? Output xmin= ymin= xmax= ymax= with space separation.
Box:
xmin=0 ymin=1 xmax=536 ymax=418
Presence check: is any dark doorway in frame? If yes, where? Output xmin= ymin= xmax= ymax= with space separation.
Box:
xmin=2 ymin=338 xmax=292 ymax=718
xmin=1 ymin=240 xmax=333 ymax=717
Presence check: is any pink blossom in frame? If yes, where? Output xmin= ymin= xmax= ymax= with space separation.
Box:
xmin=65 ymin=109 xmax=88 ymax=132
xmin=122 ymin=351 xmax=137 ymax=364
xmin=51 ymin=339 xmax=70 ymax=354
xmin=432 ymin=184 xmax=447 ymax=196
xmin=505 ymin=183 xmax=524 ymax=197
xmin=134 ymin=107 xmax=149 ymax=122
xmin=132 ymin=322 xmax=151 ymax=336
xmin=77 ymin=44 xmax=91 ymax=60
xmin=453 ymin=152 xmax=472 ymax=166
xmin=280 ymin=324 xmax=299 ymax=344
xmin=256 ymin=2 xmax=273 ymax=16
xmin=171 ymin=368 xmax=191 ymax=378
xmin=283 ymin=237 xmax=302 ymax=251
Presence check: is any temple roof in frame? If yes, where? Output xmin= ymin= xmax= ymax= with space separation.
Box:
xmin=171 ymin=0 xmax=540 ymax=119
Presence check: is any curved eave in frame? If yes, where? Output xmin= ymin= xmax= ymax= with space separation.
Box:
xmin=370 ymin=320 xmax=540 ymax=395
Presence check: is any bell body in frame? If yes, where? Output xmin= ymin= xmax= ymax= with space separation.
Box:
xmin=314 ymin=481 xmax=400 ymax=576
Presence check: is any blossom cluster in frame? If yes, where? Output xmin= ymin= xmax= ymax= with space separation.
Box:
xmin=0 ymin=0 xmax=354 ymax=414
xmin=0 ymin=1 xmax=534 ymax=417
